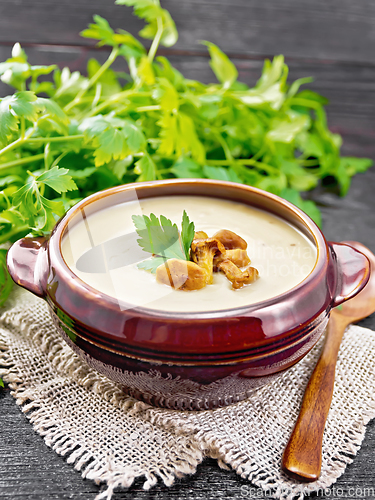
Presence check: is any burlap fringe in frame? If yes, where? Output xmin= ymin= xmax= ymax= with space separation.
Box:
xmin=123 ymin=361 xmax=375 ymax=500
xmin=0 ymin=307 xmax=204 ymax=500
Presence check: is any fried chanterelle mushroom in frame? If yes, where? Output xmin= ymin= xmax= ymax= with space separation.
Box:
xmin=211 ymin=229 xmax=250 ymax=270
xmin=193 ymin=231 xmax=208 ymax=240
xmin=190 ymin=237 xmax=225 ymax=284
xmin=212 ymin=229 xmax=247 ymax=250
xmin=156 ymin=229 xmax=259 ymax=291
xmin=217 ymin=259 xmax=259 ymax=290
xmin=213 ymin=248 xmax=250 ymax=270
xmin=156 ymin=259 xmax=208 ymax=290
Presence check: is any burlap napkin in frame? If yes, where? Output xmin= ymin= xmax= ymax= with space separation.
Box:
xmin=1 ymin=287 xmax=375 ymax=500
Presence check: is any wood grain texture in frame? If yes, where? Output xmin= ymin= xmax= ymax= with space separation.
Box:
xmin=0 ymin=387 xmax=375 ymax=500
xmin=1 ymin=0 xmax=375 ymax=63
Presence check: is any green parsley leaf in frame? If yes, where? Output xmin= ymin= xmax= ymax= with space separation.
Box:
xmin=132 ymin=211 xmax=195 ymax=272
xmin=116 ymin=0 xmax=178 ymax=47
xmin=12 ymin=167 xmax=77 ymax=232
xmin=153 ymin=77 xmax=179 ymax=112
xmin=202 ymin=41 xmax=238 ymax=89
xmin=0 ymin=91 xmax=68 ymax=146
xmin=79 ymin=115 xmax=146 ymax=167
xmin=266 ymin=114 xmax=310 ymax=144
xmin=0 ymin=249 xmax=13 ymax=307
xmin=339 ymin=157 xmax=373 ymax=176
xmin=0 ymin=98 xmax=18 ymax=144
xmin=36 ymin=97 xmax=68 ymax=123
xmin=134 ymin=154 xmax=156 ymax=181
xmin=170 ymin=157 xmax=203 ymax=178
xmin=0 ymin=44 xmax=30 ymax=90
xmin=137 ymin=256 xmax=167 ymax=273
xmin=3 ymin=91 xmax=39 ymax=121
xmin=203 ymin=165 xmax=242 ymax=183
xmin=36 ymin=166 xmax=78 ymax=194
xmin=181 ymin=210 xmax=195 ymax=260
xmin=80 ymin=15 xmax=119 ymax=47
xmin=132 ymin=213 xmax=186 ymax=261
xmin=53 ymin=67 xmax=89 ymax=99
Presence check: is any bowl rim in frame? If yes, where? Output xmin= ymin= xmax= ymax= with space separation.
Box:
xmin=49 ymin=178 xmax=328 ymax=320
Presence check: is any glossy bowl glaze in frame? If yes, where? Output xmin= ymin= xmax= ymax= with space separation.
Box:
xmin=7 ymin=180 xmax=370 ymax=410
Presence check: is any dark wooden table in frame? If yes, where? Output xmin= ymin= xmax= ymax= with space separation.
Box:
xmin=1 ymin=1 xmax=375 ymax=498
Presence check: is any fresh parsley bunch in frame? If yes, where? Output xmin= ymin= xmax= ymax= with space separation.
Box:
xmin=0 ymin=0 xmax=372 ymax=307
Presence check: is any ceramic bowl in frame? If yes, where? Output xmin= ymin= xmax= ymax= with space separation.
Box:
xmin=7 ymin=179 xmax=370 ymax=410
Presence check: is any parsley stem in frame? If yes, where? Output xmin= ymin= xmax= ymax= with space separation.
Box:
xmin=86 ymin=90 xmax=152 ymax=117
xmin=20 ymin=117 xmax=26 ymax=140
xmin=0 ymin=153 xmax=45 ymax=172
xmin=136 ymin=105 xmax=161 ymax=112
xmin=0 ymin=127 xmax=36 ymax=158
xmin=92 ymin=83 xmax=102 ymax=110
xmin=0 ymin=190 xmax=11 ymax=209
xmin=64 ymin=46 xmax=120 ymax=112
xmin=206 ymin=158 xmax=279 ymax=174
xmin=44 ymin=143 xmax=51 ymax=172
xmin=0 ymin=225 xmax=29 ymax=245
xmin=216 ymin=134 xmax=234 ymax=162
xmin=290 ymin=98 xmax=320 ymax=109
xmin=148 ymin=16 xmax=164 ymax=63
xmin=0 ymin=138 xmax=23 ymax=157
xmin=50 ymin=151 xmax=69 ymax=170
xmin=251 ymin=144 xmax=266 ymax=162
xmin=26 ymin=135 xmax=84 ymax=144
xmin=0 ymin=135 xmax=84 ymax=159
xmin=297 ymin=158 xmax=320 ymax=166
xmin=86 ymin=98 xmax=123 ymax=118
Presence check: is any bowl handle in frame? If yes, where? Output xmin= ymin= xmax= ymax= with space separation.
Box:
xmin=329 ymin=241 xmax=370 ymax=308
xmin=7 ymin=237 xmax=49 ymax=298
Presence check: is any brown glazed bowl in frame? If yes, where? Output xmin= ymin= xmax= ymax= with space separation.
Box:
xmin=7 ymin=179 xmax=370 ymax=410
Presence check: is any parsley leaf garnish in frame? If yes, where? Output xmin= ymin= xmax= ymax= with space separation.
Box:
xmin=132 ymin=211 xmax=195 ymax=273
xmin=181 ymin=210 xmax=195 ymax=260
xmin=132 ymin=213 xmax=185 ymax=259
xmin=137 ymin=256 xmax=168 ymax=273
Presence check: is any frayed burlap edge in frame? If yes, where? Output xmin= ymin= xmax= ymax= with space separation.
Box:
xmin=0 ymin=291 xmax=204 ymax=499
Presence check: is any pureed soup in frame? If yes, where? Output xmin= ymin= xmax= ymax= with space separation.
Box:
xmin=61 ymin=195 xmax=317 ymax=313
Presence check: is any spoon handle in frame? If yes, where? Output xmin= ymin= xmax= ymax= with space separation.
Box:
xmin=281 ymin=312 xmax=350 ymax=482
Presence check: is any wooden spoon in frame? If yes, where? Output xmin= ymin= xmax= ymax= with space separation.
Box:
xmin=282 ymin=241 xmax=375 ymax=482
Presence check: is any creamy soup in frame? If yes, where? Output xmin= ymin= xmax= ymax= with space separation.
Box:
xmin=61 ymin=195 xmax=317 ymax=312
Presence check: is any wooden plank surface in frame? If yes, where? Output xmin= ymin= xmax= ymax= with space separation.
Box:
xmin=1 ymin=0 xmax=375 ymax=63
xmin=1 ymin=0 xmax=375 ymax=498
